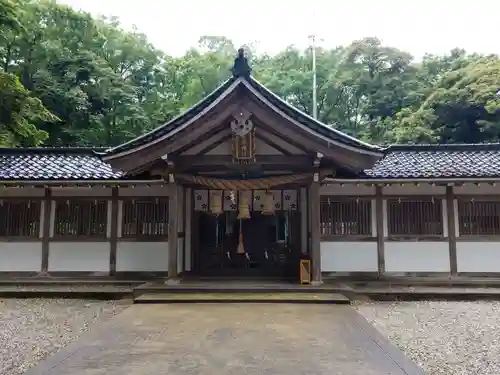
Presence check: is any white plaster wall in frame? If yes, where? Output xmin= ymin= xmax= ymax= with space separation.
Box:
xmin=385 ymin=242 xmax=450 ymax=272
xmin=320 ymin=242 xmax=378 ymax=272
xmin=457 ymin=242 xmax=500 ymax=273
xmin=0 ymin=242 xmax=42 ymax=272
xmin=48 ymin=242 xmax=110 ymax=272
xmin=116 ymin=242 xmax=168 ymax=272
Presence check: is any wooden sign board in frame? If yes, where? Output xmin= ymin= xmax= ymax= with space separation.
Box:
xmin=299 ymin=259 xmax=311 ymax=285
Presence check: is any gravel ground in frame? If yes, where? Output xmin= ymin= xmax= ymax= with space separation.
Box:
xmin=356 ymin=301 xmax=500 ymax=375
xmin=0 ymin=283 xmax=134 ymax=291
xmin=0 ymin=299 xmax=128 ymax=375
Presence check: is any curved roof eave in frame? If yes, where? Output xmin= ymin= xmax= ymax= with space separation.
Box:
xmin=102 ymin=74 xmax=384 ymax=161
xmin=247 ymin=76 xmax=383 ymax=154
xmin=103 ymin=76 xmax=237 ymax=158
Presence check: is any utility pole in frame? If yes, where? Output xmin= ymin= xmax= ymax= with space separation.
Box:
xmin=308 ymin=34 xmax=318 ymax=119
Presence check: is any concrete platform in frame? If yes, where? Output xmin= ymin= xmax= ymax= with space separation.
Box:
xmin=134 ymin=292 xmax=350 ymax=304
xmin=23 ymin=304 xmax=426 ymax=375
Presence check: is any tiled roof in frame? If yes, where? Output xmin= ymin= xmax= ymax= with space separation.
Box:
xmin=1 ymin=144 xmax=500 ymax=181
xmin=364 ymin=144 xmax=500 ymax=179
xmin=0 ymin=148 xmax=123 ymax=181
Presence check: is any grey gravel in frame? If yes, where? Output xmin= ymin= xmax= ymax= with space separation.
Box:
xmin=0 ymin=299 xmax=128 ymax=375
xmin=356 ymin=301 xmax=500 ymax=375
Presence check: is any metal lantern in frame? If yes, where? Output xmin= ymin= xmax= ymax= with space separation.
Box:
xmin=261 ymin=192 xmax=275 ymax=215
xmin=209 ymin=190 xmax=223 ymax=216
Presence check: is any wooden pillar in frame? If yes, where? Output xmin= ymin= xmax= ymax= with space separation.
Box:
xmin=177 ymin=185 xmax=185 ymax=274
xmin=167 ymin=183 xmax=179 ymax=282
xmin=109 ymin=187 xmax=119 ymax=275
xmin=310 ymin=176 xmax=322 ymax=285
xmin=40 ymin=188 xmax=52 ymax=273
xmin=375 ymin=185 xmax=385 ymax=276
xmin=300 ymin=187 xmax=308 ymax=254
xmin=446 ymin=185 xmax=458 ymax=276
xmin=185 ymin=187 xmax=192 ymax=272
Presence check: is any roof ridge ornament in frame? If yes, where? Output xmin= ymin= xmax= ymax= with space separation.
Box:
xmin=231 ymin=48 xmax=251 ymax=78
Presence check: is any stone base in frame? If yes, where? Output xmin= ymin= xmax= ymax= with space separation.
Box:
xmin=164 ymin=278 xmax=181 ymax=286
xmin=311 ymin=280 xmax=324 ymax=287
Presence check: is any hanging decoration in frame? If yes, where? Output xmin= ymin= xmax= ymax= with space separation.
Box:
xmin=261 ymin=191 xmax=275 ymax=215
xmin=230 ymin=108 xmax=256 ymax=164
xmin=194 ymin=190 xmax=208 ymax=211
xmin=223 ymin=190 xmax=237 ymax=211
xmin=237 ymin=220 xmax=245 ymax=254
xmin=179 ymin=173 xmax=313 ymax=190
xmin=237 ymin=191 xmax=251 ymax=220
xmin=282 ymin=189 xmax=298 ymax=211
xmin=209 ymin=190 xmax=223 ymax=215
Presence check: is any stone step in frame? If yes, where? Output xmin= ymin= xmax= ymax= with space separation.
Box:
xmin=133 ymin=292 xmax=351 ymax=304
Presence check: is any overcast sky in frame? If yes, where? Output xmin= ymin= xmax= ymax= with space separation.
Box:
xmin=59 ymin=0 xmax=499 ymax=58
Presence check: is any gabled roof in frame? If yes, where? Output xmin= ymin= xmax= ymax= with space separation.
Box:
xmin=102 ymin=75 xmax=382 ymax=160
xmin=2 ymin=144 xmax=500 ymax=182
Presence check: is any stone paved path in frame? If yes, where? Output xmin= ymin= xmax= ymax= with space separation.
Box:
xmin=24 ymin=304 xmax=426 ymax=375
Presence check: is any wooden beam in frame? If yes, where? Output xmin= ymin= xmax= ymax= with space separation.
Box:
xmin=246 ymin=99 xmax=377 ymax=170
xmin=175 ymin=155 xmax=313 ymax=168
xmin=109 ymin=101 xmax=239 ymax=172
xmin=254 ymin=133 xmax=292 ymax=155
xmin=109 ymin=187 xmax=119 ymax=275
xmin=177 ymin=127 xmax=231 ymax=156
xmin=375 ymin=185 xmax=385 ymax=276
xmin=253 ymin=119 xmax=310 ymax=153
xmin=446 ymin=185 xmax=458 ymax=275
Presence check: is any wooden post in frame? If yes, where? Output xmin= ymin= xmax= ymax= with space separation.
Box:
xmin=310 ymin=176 xmax=322 ymax=285
xmin=177 ymin=185 xmax=185 ymax=274
xmin=446 ymin=185 xmax=458 ymax=276
xmin=167 ymin=183 xmax=179 ymax=283
xmin=185 ymin=187 xmax=192 ymax=272
xmin=40 ymin=188 xmax=52 ymax=273
xmin=375 ymin=185 xmax=385 ymax=276
xmin=300 ymin=187 xmax=308 ymax=254
xmin=109 ymin=187 xmax=119 ymax=276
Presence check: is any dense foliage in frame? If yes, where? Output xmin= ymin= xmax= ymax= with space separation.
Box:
xmin=1 ymin=0 xmax=500 ymax=147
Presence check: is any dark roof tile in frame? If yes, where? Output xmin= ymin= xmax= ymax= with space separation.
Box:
xmin=2 ymin=144 xmax=500 ymax=181
xmin=365 ymin=144 xmax=500 ymax=179
xmin=0 ymin=148 xmax=122 ymax=181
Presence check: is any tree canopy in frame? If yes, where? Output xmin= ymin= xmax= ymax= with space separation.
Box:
xmin=1 ymin=0 xmax=500 ymax=147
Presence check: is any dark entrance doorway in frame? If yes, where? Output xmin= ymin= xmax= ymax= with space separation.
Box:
xmin=193 ymin=209 xmax=302 ymax=278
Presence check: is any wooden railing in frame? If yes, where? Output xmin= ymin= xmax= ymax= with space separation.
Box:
xmin=320 ymin=197 xmax=372 ymax=239
xmin=121 ymin=198 xmax=169 ymax=239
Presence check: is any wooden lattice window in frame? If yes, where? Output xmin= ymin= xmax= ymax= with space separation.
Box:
xmin=121 ymin=198 xmax=169 ymax=238
xmin=458 ymin=200 xmax=500 ymax=236
xmin=387 ymin=198 xmax=443 ymax=236
xmin=0 ymin=200 xmax=41 ymax=237
xmin=54 ymin=199 xmax=108 ymax=237
xmin=320 ymin=197 xmax=372 ymax=238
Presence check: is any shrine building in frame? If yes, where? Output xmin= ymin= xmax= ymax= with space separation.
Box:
xmin=1 ymin=50 xmax=500 ymax=283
